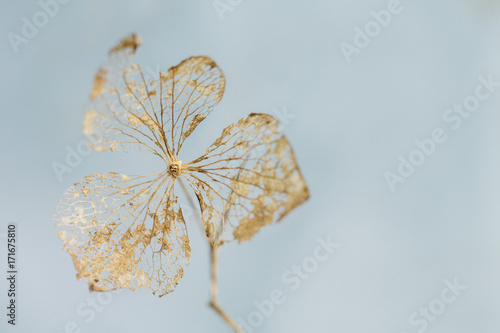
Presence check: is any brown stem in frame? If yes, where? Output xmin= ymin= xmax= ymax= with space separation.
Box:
xmin=178 ymin=177 xmax=242 ymax=333
xmin=209 ymin=244 xmax=243 ymax=333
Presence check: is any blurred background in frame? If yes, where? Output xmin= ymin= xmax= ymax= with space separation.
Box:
xmin=2 ymin=0 xmax=500 ymax=332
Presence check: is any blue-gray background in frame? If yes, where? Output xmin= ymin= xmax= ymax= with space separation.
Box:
xmin=2 ymin=0 xmax=500 ymax=332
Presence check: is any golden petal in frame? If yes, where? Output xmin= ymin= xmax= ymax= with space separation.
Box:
xmin=184 ymin=113 xmax=309 ymax=245
xmin=55 ymin=172 xmax=189 ymax=296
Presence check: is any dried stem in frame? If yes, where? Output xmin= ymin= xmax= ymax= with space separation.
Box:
xmin=209 ymin=244 xmax=243 ymax=333
xmin=179 ymin=178 xmax=242 ymax=333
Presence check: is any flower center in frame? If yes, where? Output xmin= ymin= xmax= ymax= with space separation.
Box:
xmin=168 ymin=161 xmax=183 ymax=177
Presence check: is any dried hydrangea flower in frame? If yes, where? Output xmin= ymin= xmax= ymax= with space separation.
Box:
xmin=55 ymin=34 xmax=309 ymax=331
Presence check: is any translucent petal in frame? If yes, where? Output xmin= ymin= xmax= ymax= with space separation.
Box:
xmin=183 ymin=113 xmax=310 ymax=244
xmin=55 ymin=172 xmax=190 ymax=297
xmin=84 ymin=34 xmax=225 ymax=161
